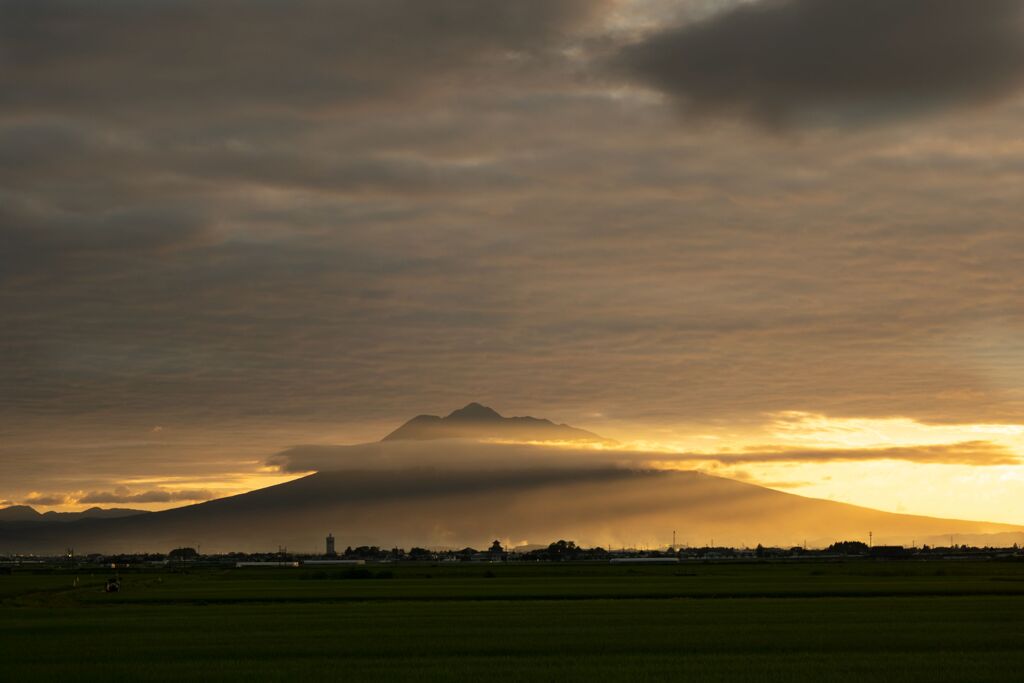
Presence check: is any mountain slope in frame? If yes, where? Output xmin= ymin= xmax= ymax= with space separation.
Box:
xmin=383 ymin=402 xmax=613 ymax=444
xmin=1 ymin=466 xmax=1019 ymax=554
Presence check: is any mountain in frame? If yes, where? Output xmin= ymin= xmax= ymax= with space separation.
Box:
xmin=383 ymin=402 xmax=613 ymax=444
xmin=1 ymin=465 xmax=1020 ymax=554
xmin=0 ymin=506 xmax=148 ymax=523
xmin=4 ymin=406 xmax=1022 ymax=554
xmin=41 ymin=507 xmax=149 ymax=522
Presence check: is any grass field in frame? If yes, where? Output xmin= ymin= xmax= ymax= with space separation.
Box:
xmin=3 ymin=561 xmax=1024 ymax=681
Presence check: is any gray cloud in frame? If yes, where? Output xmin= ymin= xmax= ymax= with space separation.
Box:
xmin=0 ymin=0 xmax=604 ymax=117
xmin=617 ymin=0 xmax=1024 ymax=126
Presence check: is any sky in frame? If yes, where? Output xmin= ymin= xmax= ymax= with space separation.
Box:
xmin=4 ymin=0 xmax=1024 ymax=525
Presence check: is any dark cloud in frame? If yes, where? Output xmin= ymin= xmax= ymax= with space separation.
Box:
xmin=23 ymin=493 xmax=70 ymax=506
xmin=0 ymin=197 xmax=214 ymax=286
xmin=77 ymin=488 xmax=218 ymax=504
xmin=0 ymin=199 xmax=211 ymax=254
xmin=617 ymin=0 xmax=1024 ymax=125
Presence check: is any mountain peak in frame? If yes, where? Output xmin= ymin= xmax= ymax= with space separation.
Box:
xmin=446 ymin=403 xmax=502 ymax=421
xmin=382 ymin=403 xmax=612 ymax=444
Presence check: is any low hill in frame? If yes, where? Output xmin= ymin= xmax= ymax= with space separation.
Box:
xmin=0 ymin=505 xmax=147 ymax=523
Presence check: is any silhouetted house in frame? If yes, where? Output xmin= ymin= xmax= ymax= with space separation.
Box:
xmin=487 ymin=540 xmax=505 ymax=562
xmin=869 ymin=545 xmax=908 ymax=559
xmin=457 ymin=547 xmax=478 ymax=561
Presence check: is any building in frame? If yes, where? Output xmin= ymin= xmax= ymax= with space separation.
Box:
xmin=326 ymin=533 xmax=337 ymax=557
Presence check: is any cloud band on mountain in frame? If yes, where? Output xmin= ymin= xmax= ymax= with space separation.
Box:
xmin=268 ymin=441 xmax=635 ymax=474
xmin=269 ymin=438 xmax=1018 ymax=473
xmin=616 ymin=0 xmax=1024 ymax=125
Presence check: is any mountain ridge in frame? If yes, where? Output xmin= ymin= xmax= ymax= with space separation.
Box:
xmin=0 ymin=505 xmax=148 ymax=523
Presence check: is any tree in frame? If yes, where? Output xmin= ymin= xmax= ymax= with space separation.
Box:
xmin=407 ymin=547 xmax=433 ymax=560
xmin=826 ymin=541 xmax=869 ymax=555
xmin=168 ymin=547 xmax=198 ymax=561
xmin=546 ymin=540 xmax=578 ymax=561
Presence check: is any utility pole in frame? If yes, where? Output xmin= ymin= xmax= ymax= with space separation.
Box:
xmin=672 ymin=530 xmax=676 ymax=549
xmin=868 ymin=531 xmax=872 ymax=548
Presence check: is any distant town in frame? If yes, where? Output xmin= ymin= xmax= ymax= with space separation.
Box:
xmin=4 ymin=535 xmax=1024 ymax=571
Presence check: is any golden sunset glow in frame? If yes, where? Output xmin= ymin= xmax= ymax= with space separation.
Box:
xmin=10 ymin=5 xmax=1024 ymax=683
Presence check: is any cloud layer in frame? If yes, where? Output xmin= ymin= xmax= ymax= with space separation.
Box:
xmin=4 ymin=1 xmax=1024 ymax=520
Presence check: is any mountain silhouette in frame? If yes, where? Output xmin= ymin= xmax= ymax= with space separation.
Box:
xmin=0 ymin=505 xmax=42 ymax=522
xmin=4 ymin=406 xmax=1023 ymax=554
xmin=383 ymin=402 xmax=613 ymax=444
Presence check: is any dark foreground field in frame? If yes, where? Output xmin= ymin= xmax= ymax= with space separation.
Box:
xmin=3 ymin=561 xmax=1024 ymax=681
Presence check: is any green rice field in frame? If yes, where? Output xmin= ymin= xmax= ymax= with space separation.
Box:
xmin=3 ymin=561 xmax=1024 ymax=681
